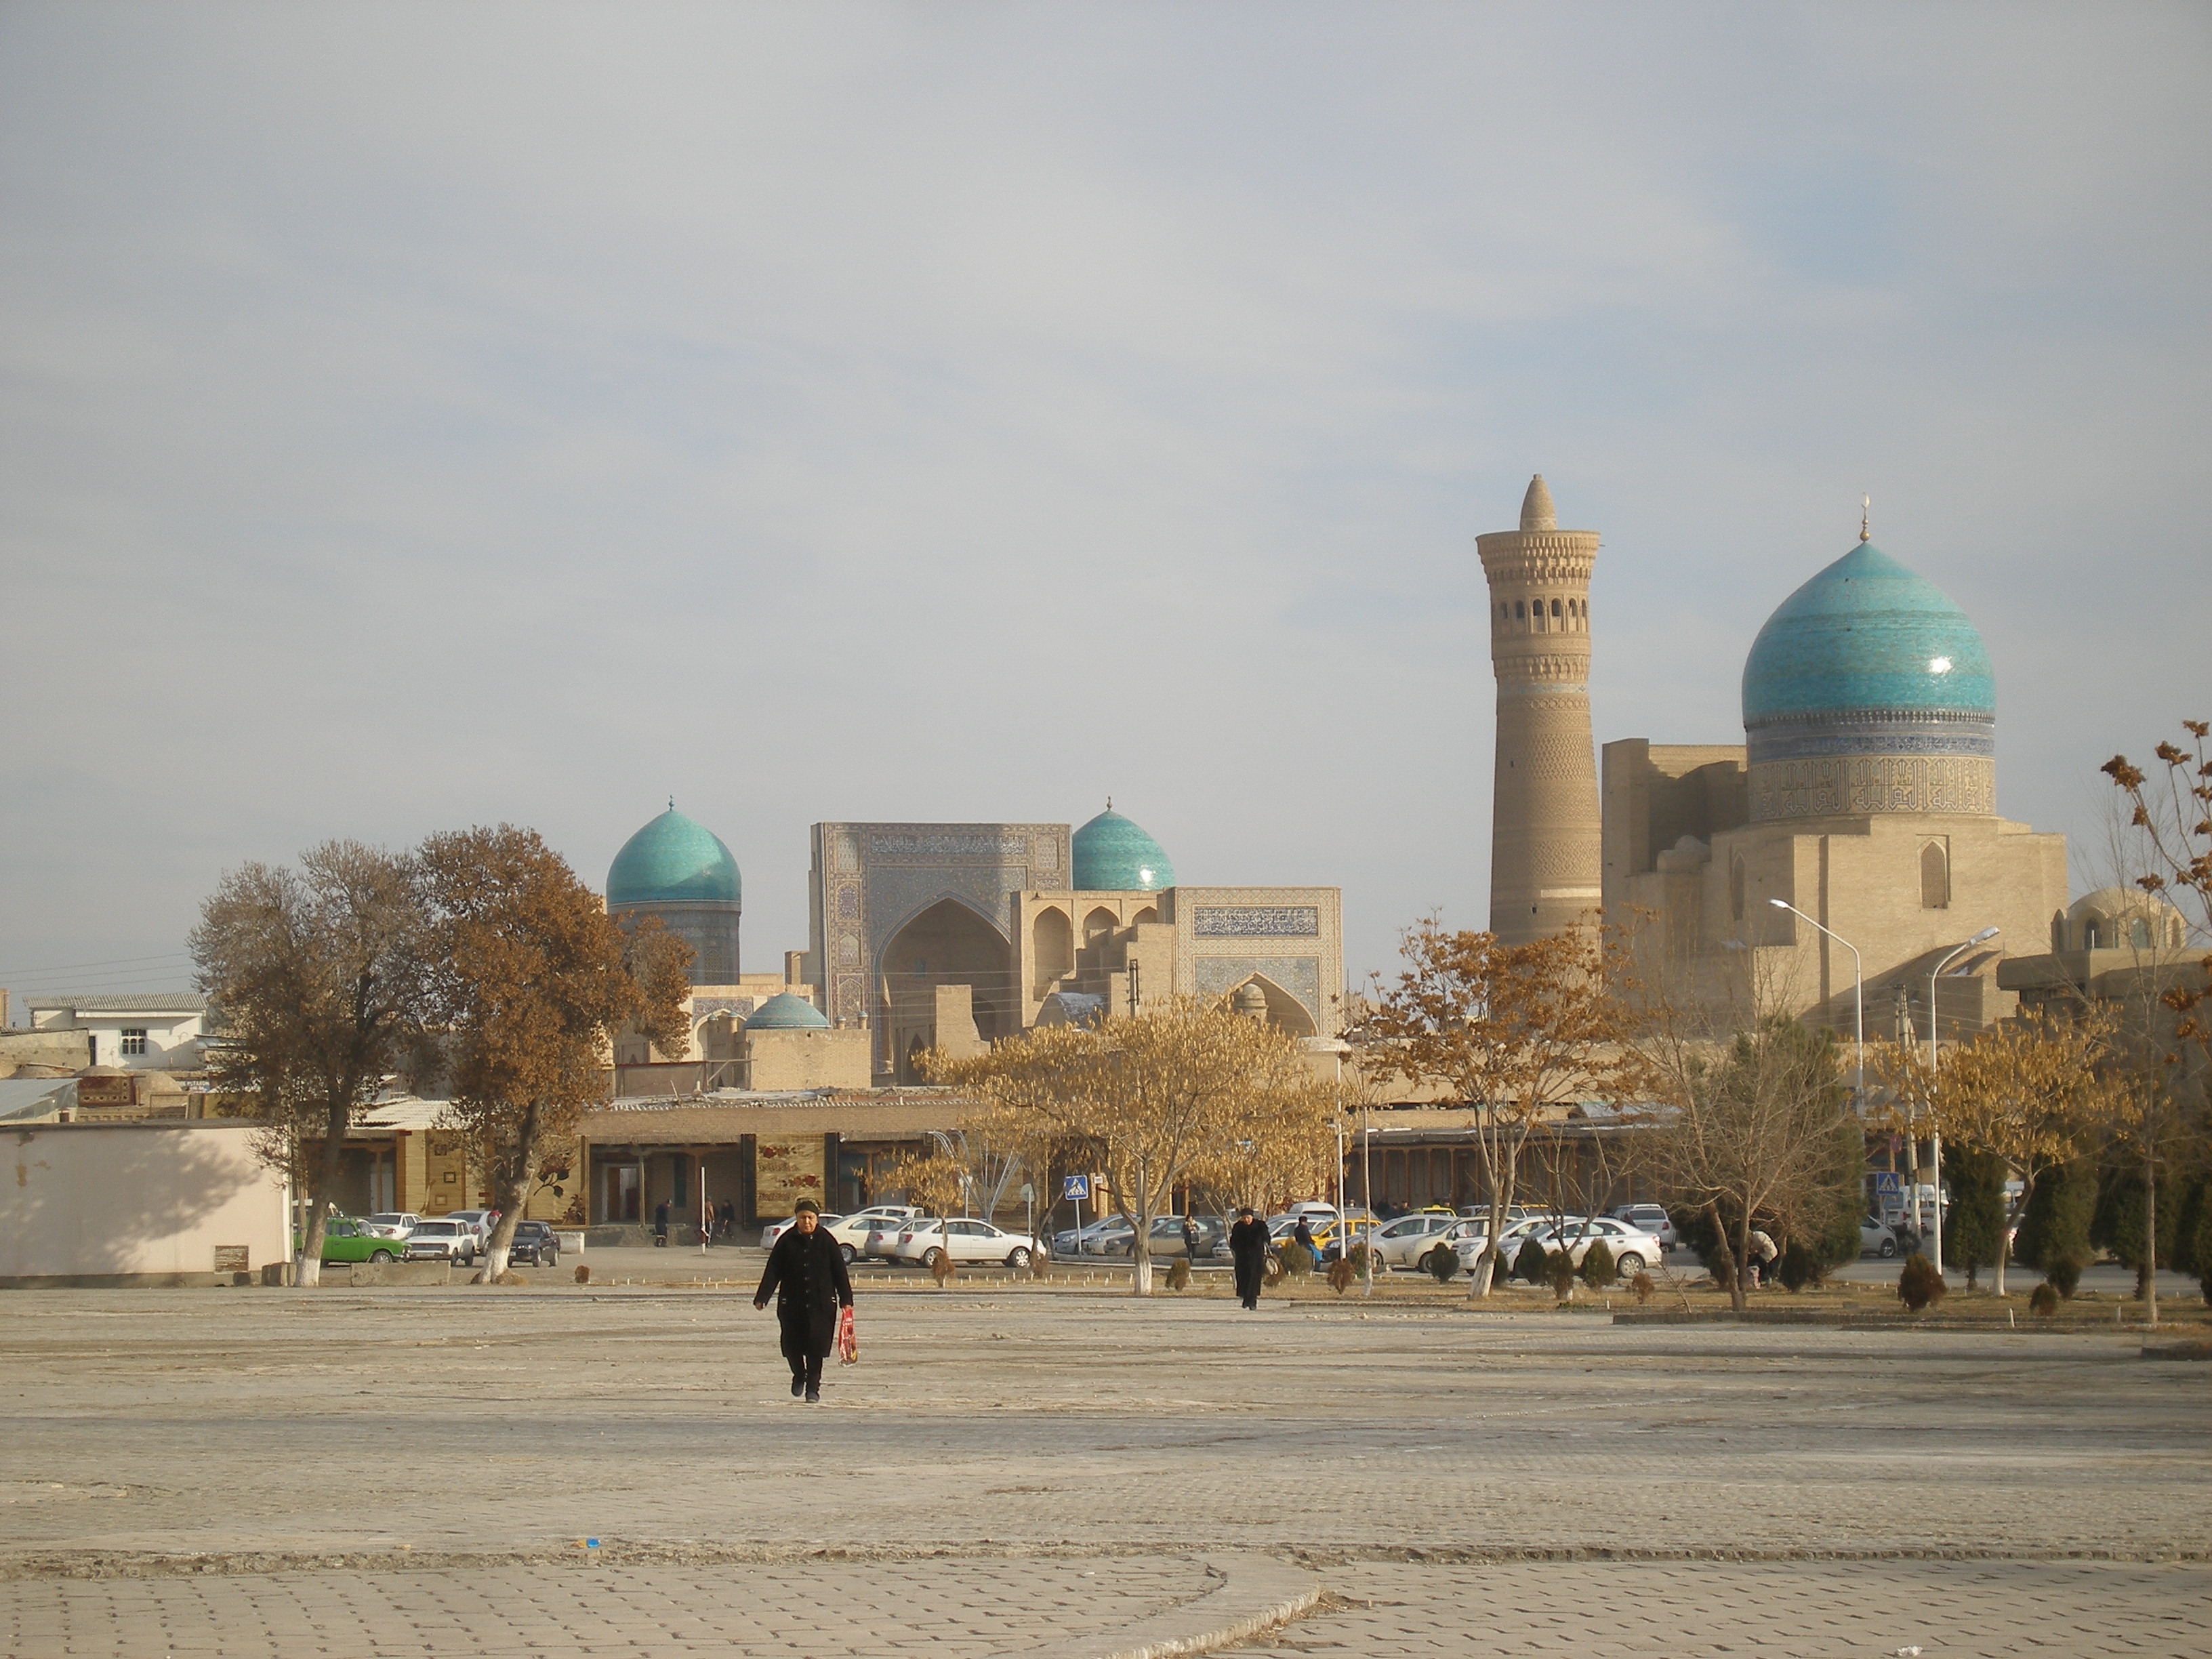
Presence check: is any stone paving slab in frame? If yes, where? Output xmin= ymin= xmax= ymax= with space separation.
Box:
xmin=0 ymin=1557 xmax=1218 ymax=1658
xmin=1233 ymin=1559 xmax=2212 ymax=1658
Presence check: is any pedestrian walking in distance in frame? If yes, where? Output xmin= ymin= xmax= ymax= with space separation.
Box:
xmin=754 ymin=1198 xmax=853 ymax=1402
xmin=1228 ymin=1206 xmax=1269 ymax=1310
xmin=653 ymin=1200 xmax=670 ymax=1247
xmin=1181 ymin=1215 xmax=1200 ymax=1262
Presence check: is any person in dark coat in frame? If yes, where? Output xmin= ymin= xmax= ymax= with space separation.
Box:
xmin=1227 ymin=1206 xmax=1269 ymax=1310
xmin=653 ymin=1201 xmax=670 ymax=1246
xmin=1291 ymin=1214 xmax=1317 ymax=1267
xmin=754 ymin=1198 xmax=854 ymax=1401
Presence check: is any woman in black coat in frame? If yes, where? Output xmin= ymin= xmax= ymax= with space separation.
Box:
xmin=753 ymin=1199 xmax=853 ymax=1401
xmin=1227 ymin=1206 xmax=1269 ymax=1311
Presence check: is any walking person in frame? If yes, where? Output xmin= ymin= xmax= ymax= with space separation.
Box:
xmin=1228 ymin=1206 xmax=1269 ymax=1310
xmin=653 ymin=1200 xmax=670 ymax=1247
xmin=1181 ymin=1214 xmax=1200 ymax=1263
xmin=754 ymin=1198 xmax=853 ymax=1402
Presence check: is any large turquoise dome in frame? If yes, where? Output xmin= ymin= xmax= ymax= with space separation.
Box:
xmin=1742 ymin=541 xmax=1994 ymax=726
xmin=606 ymin=806 xmax=742 ymax=906
xmin=1740 ymin=539 xmax=1996 ymax=823
xmin=1072 ymin=806 xmax=1175 ymax=892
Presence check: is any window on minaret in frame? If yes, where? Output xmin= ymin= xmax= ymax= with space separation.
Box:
xmin=1919 ymin=840 xmax=1950 ymax=909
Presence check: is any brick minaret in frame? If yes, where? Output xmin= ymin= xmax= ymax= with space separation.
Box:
xmin=1479 ymin=475 xmax=1602 ymax=943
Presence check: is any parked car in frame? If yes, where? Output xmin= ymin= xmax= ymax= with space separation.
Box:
xmin=891 ymin=1216 xmax=1043 ymax=1271
xmin=315 ymin=1216 xmax=403 ymax=1265
xmin=1459 ymin=1204 xmax=1540 ymax=1225
xmin=1521 ymin=1216 xmax=1663 ymax=1273
xmin=402 ymin=1219 xmax=478 ymax=1265
xmin=1052 ymin=1215 xmax=1130 ymax=1257
xmin=863 ymin=1216 xmax=929 ymax=1261
xmin=1094 ymin=1215 xmax=1226 ymax=1261
xmin=1611 ymin=1204 xmax=1678 ymax=1250
xmin=1452 ymin=1214 xmax=1564 ymax=1271
xmin=361 ymin=1212 xmax=420 ymax=1241
xmin=823 ymin=1212 xmax=912 ymax=1264
xmin=1370 ymin=1211 xmax=1463 ymax=1269
xmin=1859 ymin=1214 xmax=1902 ymax=1258
xmin=1080 ymin=1217 xmax=1140 ymax=1256
xmin=508 ymin=1221 xmax=560 ymax=1266
xmin=446 ymin=1210 xmax=498 ymax=1249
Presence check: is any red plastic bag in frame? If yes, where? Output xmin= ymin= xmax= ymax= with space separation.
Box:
xmin=836 ymin=1305 xmax=858 ymax=1366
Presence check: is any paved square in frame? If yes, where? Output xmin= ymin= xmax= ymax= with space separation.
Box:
xmin=2 ymin=1280 xmax=2205 ymax=1654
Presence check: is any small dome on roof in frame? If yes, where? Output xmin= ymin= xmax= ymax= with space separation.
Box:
xmin=745 ymin=992 xmax=831 ymax=1031
xmin=606 ymin=805 xmax=741 ymax=907
xmin=1073 ymin=805 xmax=1175 ymax=892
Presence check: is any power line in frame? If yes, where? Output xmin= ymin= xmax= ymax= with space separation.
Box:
xmin=0 ymin=950 xmax=192 ymax=976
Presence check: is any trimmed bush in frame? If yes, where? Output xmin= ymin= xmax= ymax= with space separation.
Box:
xmin=1942 ymin=1147 xmax=2007 ymax=1292
xmin=573 ymin=1263 xmax=590 ymax=1285
xmin=1629 ymin=1271 xmax=1656 ymax=1306
xmin=2029 ymin=1282 xmax=2060 ymax=1319
xmin=1345 ymin=1242 xmax=1372 ymax=1279
xmin=1776 ymin=1238 xmax=1819 ymax=1293
xmin=1547 ymin=1249 xmax=1577 ymax=1301
xmin=1513 ymin=1235 xmax=1551 ymax=1285
xmin=2015 ymin=1160 xmax=2093 ymax=1272
xmin=1166 ymin=1257 xmax=1191 ymax=1290
xmin=1579 ymin=1238 xmax=1617 ymax=1290
xmin=1425 ymin=1246 xmax=1459 ymax=1284
xmin=1898 ymin=1252 xmax=1946 ymax=1313
xmin=1282 ymin=1240 xmax=1315 ymax=1280
xmin=1326 ymin=1257 xmax=1355 ymax=1294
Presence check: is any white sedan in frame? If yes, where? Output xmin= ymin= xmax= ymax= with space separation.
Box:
xmin=1524 ymin=1216 xmax=1665 ymax=1273
xmin=1452 ymin=1214 xmax=1563 ymax=1271
xmin=1369 ymin=1212 xmax=1465 ymax=1269
xmin=891 ymin=1216 xmax=1044 ymax=1271
xmin=760 ymin=1212 xmax=844 ymax=1250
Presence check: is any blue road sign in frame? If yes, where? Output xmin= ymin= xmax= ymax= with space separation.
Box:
xmin=1872 ymin=1171 xmax=1902 ymax=1195
xmin=1061 ymin=1174 xmax=1091 ymax=1201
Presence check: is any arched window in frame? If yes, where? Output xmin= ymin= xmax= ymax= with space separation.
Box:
xmin=2081 ymin=917 xmax=2104 ymax=949
xmin=1514 ymin=600 xmax=1525 ymax=619
xmin=1550 ymin=598 xmax=1562 ymax=617
xmin=1919 ymin=840 xmax=1949 ymax=909
xmin=2130 ymin=916 xmax=2151 ymax=949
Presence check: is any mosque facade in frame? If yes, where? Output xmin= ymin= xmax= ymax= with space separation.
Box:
xmin=1597 ymin=516 xmax=2069 ymax=1040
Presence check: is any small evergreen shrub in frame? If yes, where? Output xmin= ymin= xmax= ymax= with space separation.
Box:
xmin=1326 ymin=1257 xmax=1355 ymax=1294
xmin=1898 ymin=1252 xmax=1946 ymax=1313
xmin=1629 ymin=1271 xmax=1656 ymax=1306
xmin=1282 ymin=1240 xmax=1314 ymax=1280
xmin=1580 ymin=1239 xmax=1617 ymax=1289
xmin=1776 ymin=1239 xmax=1818 ymax=1293
xmin=1345 ymin=1242 xmax=1372 ymax=1279
xmin=1426 ymin=1246 xmax=1459 ymax=1284
xmin=1943 ymin=1147 xmax=2007 ymax=1292
xmin=2045 ymin=1254 xmax=2084 ymax=1298
xmin=1547 ymin=1249 xmax=1577 ymax=1301
xmin=1166 ymin=1257 xmax=1191 ymax=1290
xmin=2029 ymin=1282 xmax=2060 ymax=1319
xmin=1513 ymin=1235 xmax=1551 ymax=1285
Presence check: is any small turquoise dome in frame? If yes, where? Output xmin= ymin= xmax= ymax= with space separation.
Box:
xmin=1073 ymin=806 xmax=1174 ymax=892
xmin=1743 ymin=541 xmax=1994 ymax=726
xmin=606 ymin=806 xmax=741 ymax=907
xmin=745 ymin=992 xmax=830 ymax=1031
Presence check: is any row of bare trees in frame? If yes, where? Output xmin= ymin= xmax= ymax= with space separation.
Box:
xmin=192 ymin=830 xmax=691 ymax=1284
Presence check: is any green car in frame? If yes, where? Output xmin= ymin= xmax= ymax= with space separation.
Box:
xmin=311 ymin=1216 xmax=403 ymax=1265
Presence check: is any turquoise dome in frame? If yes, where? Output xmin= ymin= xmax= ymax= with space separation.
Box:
xmin=1072 ymin=806 xmax=1174 ymax=892
xmin=745 ymin=992 xmax=830 ymax=1031
xmin=606 ymin=806 xmax=741 ymax=907
xmin=1743 ymin=541 xmax=1994 ymax=726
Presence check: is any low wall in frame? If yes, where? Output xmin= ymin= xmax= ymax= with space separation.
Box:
xmin=1 ymin=1122 xmax=289 ymax=1284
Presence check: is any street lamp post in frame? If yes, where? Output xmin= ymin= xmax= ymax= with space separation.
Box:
xmin=1769 ymin=900 xmax=1864 ymax=1103
xmin=1927 ymin=926 xmax=2001 ymax=1277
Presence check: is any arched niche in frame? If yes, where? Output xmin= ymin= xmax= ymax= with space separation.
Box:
xmin=1232 ymin=973 xmax=1317 ymax=1038
xmin=1031 ymin=905 xmax=1073 ymax=998
xmin=1083 ymin=905 xmax=1119 ymax=945
xmin=881 ymin=896 xmax=1015 ymax=1041
xmin=1132 ymin=905 xmax=1159 ymax=926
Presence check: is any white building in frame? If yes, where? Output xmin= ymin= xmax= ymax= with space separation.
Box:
xmin=28 ymin=994 xmax=207 ymax=1070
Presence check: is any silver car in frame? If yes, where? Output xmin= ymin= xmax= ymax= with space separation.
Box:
xmin=401 ymin=1219 xmax=477 ymax=1265
xmin=1370 ymin=1212 xmax=1464 ymax=1270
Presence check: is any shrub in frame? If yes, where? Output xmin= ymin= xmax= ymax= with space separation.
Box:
xmin=1547 ymin=1249 xmax=1577 ymax=1301
xmin=1282 ymin=1240 xmax=1314 ymax=1280
xmin=1942 ymin=1147 xmax=2007 ymax=1292
xmin=1776 ymin=1238 xmax=1819 ymax=1293
xmin=1166 ymin=1257 xmax=1191 ymax=1290
xmin=1513 ymin=1235 xmax=1551 ymax=1285
xmin=2029 ymin=1282 xmax=2060 ymax=1319
xmin=930 ymin=1252 xmax=956 ymax=1288
xmin=2015 ymin=1160 xmax=2093 ymax=1271
xmin=2093 ymin=1170 xmax=2183 ymax=1297
xmin=1579 ymin=1238 xmax=1616 ymax=1290
xmin=1345 ymin=1242 xmax=1372 ymax=1279
xmin=1629 ymin=1271 xmax=1656 ymax=1306
xmin=1898 ymin=1252 xmax=1946 ymax=1313
xmin=1326 ymin=1257 xmax=1355 ymax=1294
xmin=2045 ymin=1256 xmax=2083 ymax=1298
xmin=1426 ymin=1246 xmax=1459 ymax=1284
xmin=573 ymin=1263 xmax=590 ymax=1285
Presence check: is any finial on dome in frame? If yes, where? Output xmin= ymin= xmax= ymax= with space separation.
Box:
xmin=668 ymin=794 xmax=676 ymax=812
xmin=1520 ymin=474 xmax=1557 ymax=533
xmin=1106 ymin=796 xmax=1113 ymax=811
xmin=1860 ymin=495 xmax=1870 ymax=544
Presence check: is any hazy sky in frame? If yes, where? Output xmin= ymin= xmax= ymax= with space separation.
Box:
xmin=3 ymin=3 xmax=2207 ymax=1011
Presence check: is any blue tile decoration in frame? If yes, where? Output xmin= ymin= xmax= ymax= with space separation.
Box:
xmin=1194 ymin=955 xmax=1320 ymax=1021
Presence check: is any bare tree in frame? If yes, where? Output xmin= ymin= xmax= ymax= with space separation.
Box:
xmin=190 ymin=842 xmax=431 ymax=1286
xmin=419 ymin=826 xmax=691 ymax=1279
xmin=1354 ymin=918 xmax=1646 ymax=1296
xmin=927 ymin=998 xmax=1333 ymax=1294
